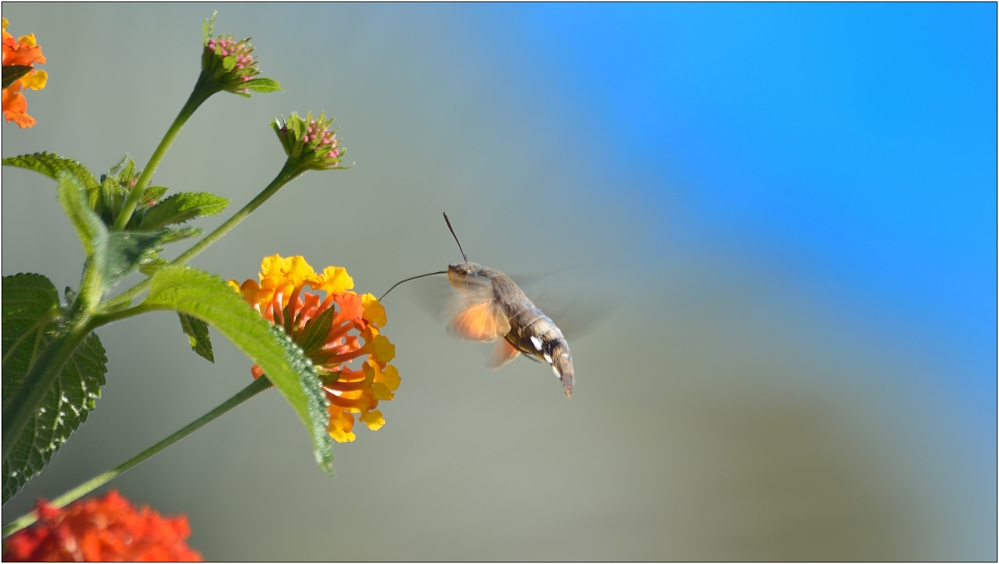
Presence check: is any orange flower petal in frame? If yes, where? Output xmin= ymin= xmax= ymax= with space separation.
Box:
xmin=2 ymin=86 xmax=34 ymax=128
xmin=2 ymin=37 xmax=45 ymax=66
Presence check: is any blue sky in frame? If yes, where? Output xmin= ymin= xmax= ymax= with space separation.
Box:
xmin=489 ymin=3 xmax=996 ymax=406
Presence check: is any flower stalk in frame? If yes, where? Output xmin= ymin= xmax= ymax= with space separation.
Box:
xmin=2 ymin=376 xmax=273 ymax=538
xmin=111 ymin=89 xmax=207 ymax=232
xmin=112 ymin=13 xmax=277 ymax=232
xmin=108 ymin=112 xmax=347 ymax=309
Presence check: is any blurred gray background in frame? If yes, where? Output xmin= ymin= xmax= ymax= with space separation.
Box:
xmin=2 ymin=3 xmax=994 ymax=560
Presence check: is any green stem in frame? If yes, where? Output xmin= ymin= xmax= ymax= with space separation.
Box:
xmin=172 ymin=162 xmax=299 ymax=265
xmin=89 ymin=304 xmax=156 ymax=328
xmin=112 ymin=86 xmax=211 ymax=232
xmin=1 ymin=376 xmax=273 ymax=538
xmin=108 ymin=162 xmax=301 ymax=308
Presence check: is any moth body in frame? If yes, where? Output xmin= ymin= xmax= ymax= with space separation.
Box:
xmin=447 ymin=262 xmax=575 ymax=397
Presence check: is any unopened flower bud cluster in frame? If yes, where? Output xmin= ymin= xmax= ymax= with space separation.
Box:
xmin=272 ymin=112 xmax=347 ymax=171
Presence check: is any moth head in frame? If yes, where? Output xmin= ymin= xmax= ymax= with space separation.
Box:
xmin=447 ymin=262 xmax=484 ymax=289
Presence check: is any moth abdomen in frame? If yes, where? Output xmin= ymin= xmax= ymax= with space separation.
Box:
xmin=506 ymin=307 xmax=575 ymax=397
xmin=546 ymin=339 xmax=574 ymax=397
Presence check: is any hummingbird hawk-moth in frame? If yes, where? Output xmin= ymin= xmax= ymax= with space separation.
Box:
xmin=380 ymin=213 xmax=576 ymax=397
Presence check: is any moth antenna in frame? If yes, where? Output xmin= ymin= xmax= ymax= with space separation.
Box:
xmin=379 ymin=270 xmax=447 ymax=301
xmin=443 ymin=212 xmax=468 ymax=263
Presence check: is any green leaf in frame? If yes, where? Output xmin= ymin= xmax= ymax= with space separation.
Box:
xmin=142 ymin=266 xmax=333 ymax=473
xmin=202 ymin=11 xmax=217 ymax=44
xmin=140 ymin=186 xmax=168 ymax=207
xmin=296 ymin=307 xmax=336 ymax=357
xmin=119 ymin=159 xmax=135 ymax=183
xmin=178 ymin=314 xmax=214 ymax=363
xmin=242 ymin=78 xmax=282 ymax=93
xmin=3 ymin=153 xmax=100 ymax=193
xmin=158 ymin=226 xmax=202 ymax=244
xmin=137 ymin=192 xmax=229 ymax=230
xmin=102 ymin=231 xmax=175 ymax=291
xmin=138 ymin=256 xmax=169 ymax=276
xmin=56 ymin=171 xmax=107 ymax=258
xmin=98 ymin=156 xmax=143 ymax=226
xmin=106 ymin=154 xmax=130 ymax=177
xmin=2 ymin=274 xmax=107 ymax=503
xmin=57 ymin=172 xmax=187 ymax=291
xmin=2 ymin=66 xmax=32 ymax=90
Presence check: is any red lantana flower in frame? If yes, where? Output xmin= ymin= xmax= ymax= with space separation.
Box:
xmin=3 ymin=490 xmax=201 ymax=561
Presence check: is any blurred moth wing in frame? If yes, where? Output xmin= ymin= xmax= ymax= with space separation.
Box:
xmin=489 ymin=338 xmax=523 ymax=369
xmin=446 ymin=299 xmax=511 ymax=342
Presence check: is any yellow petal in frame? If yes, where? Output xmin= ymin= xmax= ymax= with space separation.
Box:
xmin=21 ymin=70 xmax=46 ymax=91
xmin=361 ymin=410 xmax=386 ymax=431
xmin=371 ymin=382 xmax=394 ymax=401
xmin=259 ymin=254 xmax=285 ymax=279
xmin=259 ymin=254 xmax=314 ymax=287
xmin=328 ymin=409 xmax=356 ymax=443
xmin=17 ymin=33 xmax=36 ymax=47
xmin=329 ymin=427 xmax=356 ymax=443
xmin=361 ymin=293 xmax=387 ymax=327
xmin=366 ymin=334 xmax=396 ymax=364
xmin=283 ymin=256 xmax=317 ymax=286
xmin=373 ymin=363 xmax=401 ymax=391
xmin=316 ymin=266 xmax=354 ymax=293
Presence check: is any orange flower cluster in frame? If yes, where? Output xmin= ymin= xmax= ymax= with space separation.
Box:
xmin=3 ymin=490 xmax=201 ymax=561
xmin=231 ymin=255 xmax=400 ymax=442
xmin=2 ymin=18 xmax=47 ymax=128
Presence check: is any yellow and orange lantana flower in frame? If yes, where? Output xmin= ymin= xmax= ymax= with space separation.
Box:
xmin=230 ymin=255 xmax=400 ymax=443
xmin=2 ymin=18 xmax=47 ymax=128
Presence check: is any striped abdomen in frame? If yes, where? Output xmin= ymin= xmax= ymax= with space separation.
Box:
xmin=489 ymin=269 xmax=575 ymax=397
